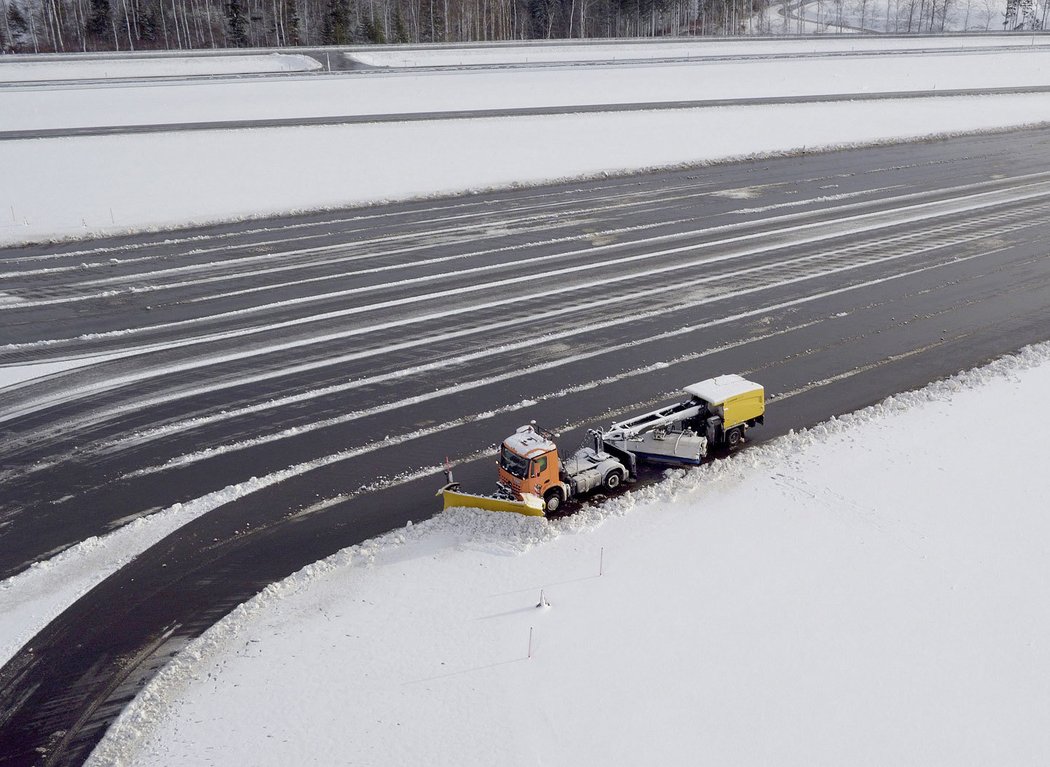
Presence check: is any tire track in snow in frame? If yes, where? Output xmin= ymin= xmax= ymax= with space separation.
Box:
xmin=0 ymin=171 xmax=1040 ymax=376
xmin=14 ymin=222 xmax=1025 ymax=474
xmin=0 ymin=173 xmax=719 ymax=277
xmin=1 ymin=180 xmax=1044 ymax=432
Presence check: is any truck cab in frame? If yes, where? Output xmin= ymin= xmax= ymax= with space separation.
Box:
xmin=498 ymin=425 xmax=562 ymax=503
xmin=498 ymin=425 xmax=629 ymax=513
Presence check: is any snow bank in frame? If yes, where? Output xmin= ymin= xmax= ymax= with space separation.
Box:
xmin=89 ymin=341 xmax=1050 ymax=766
xmin=0 ymin=53 xmax=321 ymax=83
xmin=3 ymin=93 xmax=1049 ymax=246
xmin=0 ymin=475 xmax=286 ymax=666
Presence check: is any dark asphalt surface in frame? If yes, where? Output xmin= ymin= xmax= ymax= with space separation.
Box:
xmin=2 ymin=129 xmax=1050 ymax=765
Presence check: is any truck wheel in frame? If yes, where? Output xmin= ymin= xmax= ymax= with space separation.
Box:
xmin=604 ymin=470 xmax=624 ymax=492
xmin=543 ymin=489 xmax=563 ymax=514
xmin=725 ymin=427 xmax=743 ymax=448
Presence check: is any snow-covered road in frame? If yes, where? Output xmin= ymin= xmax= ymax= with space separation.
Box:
xmin=5 ymin=129 xmax=1050 ymax=766
xmin=5 ymin=140 xmax=1049 ymax=583
xmin=3 ymin=36 xmax=1050 ymax=767
xmin=7 ymin=49 xmax=1050 ymax=132
xmin=5 ymin=36 xmax=1050 ymax=245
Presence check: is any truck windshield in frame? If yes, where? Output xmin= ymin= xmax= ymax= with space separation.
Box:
xmin=500 ymin=445 xmax=530 ymax=478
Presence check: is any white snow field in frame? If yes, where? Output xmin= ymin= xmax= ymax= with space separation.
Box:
xmin=89 ymin=342 xmax=1050 ymax=766
xmin=9 ymin=48 xmax=1050 ymax=133
xmin=3 ymin=37 xmax=1050 ymax=245
xmin=0 ymin=53 xmax=321 ymax=82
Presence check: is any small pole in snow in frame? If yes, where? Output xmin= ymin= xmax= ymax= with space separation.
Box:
xmin=599 ymin=546 xmax=604 ymax=577
xmin=528 ymin=626 xmax=533 ymax=659
xmin=110 ymin=208 xmax=115 ymax=224
xmin=9 ymin=205 xmax=14 ymax=224
xmin=326 ymin=52 xmax=331 ymax=71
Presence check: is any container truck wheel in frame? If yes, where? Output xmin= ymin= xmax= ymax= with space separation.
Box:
xmin=604 ymin=470 xmax=624 ymax=492
xmin=725 ymin=427 xmax=743 ymax=448
xmin=543 ymin=489 xmax=563 ymax=514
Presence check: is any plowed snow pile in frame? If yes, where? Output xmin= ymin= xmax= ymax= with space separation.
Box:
xmin=91 ymin=344 xmax=1050 ymax=766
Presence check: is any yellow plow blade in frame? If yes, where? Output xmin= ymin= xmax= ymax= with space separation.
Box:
xmin=441 ymin=487 xmax=545 ymax=517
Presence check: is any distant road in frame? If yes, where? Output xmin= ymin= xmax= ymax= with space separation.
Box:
xmin=4 ymin=85 xmax=1050 ymax=140
xmin=3 ymin=129 xmax=1050 ymax=765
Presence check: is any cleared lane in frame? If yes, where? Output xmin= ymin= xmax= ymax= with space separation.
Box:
xmin=1 ymin=128 xmax=1050 ymax=766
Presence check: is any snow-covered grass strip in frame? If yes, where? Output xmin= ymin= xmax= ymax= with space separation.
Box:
xmin=8 ymin=48 xmax=1050 ymax=134
xmin=3 ymin=94 xmax=1048 ymax=247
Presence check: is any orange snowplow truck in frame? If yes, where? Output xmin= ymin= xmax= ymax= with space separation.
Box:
xmin=439 ymin=374 xmax=765 ymax=517
xmin=497 ymin=425 xmax=628 ymax=514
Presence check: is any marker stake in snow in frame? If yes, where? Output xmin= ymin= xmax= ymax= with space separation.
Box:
xmin=600 ymin=547 xmax=604 ymax=577
xmin=528 ymin=627 xmax=533 ymax=659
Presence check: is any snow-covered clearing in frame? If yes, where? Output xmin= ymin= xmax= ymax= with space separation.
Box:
xmin=4 ymin=37 xmax=1050 ymax=245
xmin=0 ymin=53 xmax=321 ymax=82
xmin=4 ymin=91 xmax=1050 ymax=246
xmin=7 ymin=48 xmax=1050 ymax=132
xmin=89 ymin=342 xmax=1050 ymax=766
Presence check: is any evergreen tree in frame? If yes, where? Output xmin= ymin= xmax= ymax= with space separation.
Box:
xmin=528 ymin=0 xmax=552 ymax=36
xmin=392 ymin=2 xmax=408 ymax=41
xmin=138 ymin=3 xmax=158 ymax=43
xmin=283 ymin=0 xmax=301 ymax=44
xmin=6 ymin=2 xmax=28 ymax=47
xmin=361 ymin=13 xmax=385 ymax=41
xmin=420 ymin=0 xmax=444 ymax=41
xmin=321 ymin=0 xmax=351 ymax=42
xmin=85 ymin=0 xmax=111 ymax=47
xmin=226 ymin=0 xmax=249 ymax=45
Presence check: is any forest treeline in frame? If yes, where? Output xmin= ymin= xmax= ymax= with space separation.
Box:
xmin=1 ymin=0 xmax=782 ymax=52
xmin=0 ymin=0 xmax=1020 ymax=54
